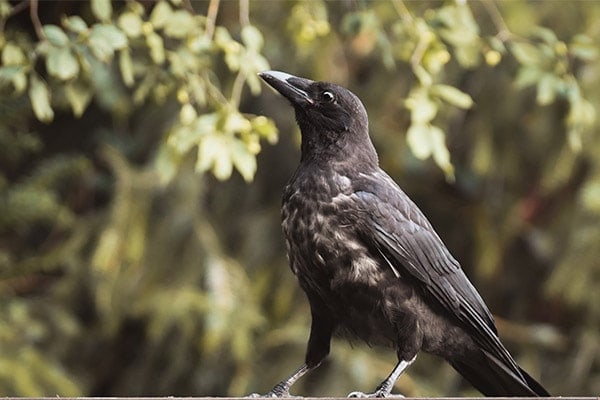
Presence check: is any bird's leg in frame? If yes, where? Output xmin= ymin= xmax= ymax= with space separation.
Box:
xmin=249 ymin=363 xmax=316 ymax=398
xmin=348 ymin=355 xmax=417 ymax=398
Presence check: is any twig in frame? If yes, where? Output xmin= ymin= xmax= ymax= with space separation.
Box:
xmin=0 ymin=0 xmax=28 ymax=32
xmin=239 ymin=0 xmax=250 ymax=27
xmin=204 ymin=0 xmax=221 ymax=40
xmin=230 ymin=70 xmax=246 ymax=108
xmin=391 ymin=0 xmax=413 ymax=24
xmin=29 ymin=0 xmax=44 ymax=40
xmin=481 ymin=0 xmax=512 ymax=42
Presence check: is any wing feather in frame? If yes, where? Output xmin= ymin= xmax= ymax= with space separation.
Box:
xmin=351 ymin=178 xmax=524 ymax=377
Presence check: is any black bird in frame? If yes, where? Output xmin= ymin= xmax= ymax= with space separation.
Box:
xmin=257 ymin=70 xmax=550 ymax=398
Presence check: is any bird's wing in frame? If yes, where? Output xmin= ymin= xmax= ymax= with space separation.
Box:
xmin=348 ymin=171 xmax=521 ymax=374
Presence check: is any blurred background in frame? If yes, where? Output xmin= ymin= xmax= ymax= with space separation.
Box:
xmin=1 ymin=0 xmax=599 ymax=396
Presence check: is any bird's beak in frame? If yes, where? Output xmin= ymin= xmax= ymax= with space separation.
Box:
xmin=259 ymin=70 xmax=315 ymax=106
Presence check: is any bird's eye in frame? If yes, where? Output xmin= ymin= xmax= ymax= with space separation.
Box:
xmin=321 ymin=91 xmax=335 ymax=103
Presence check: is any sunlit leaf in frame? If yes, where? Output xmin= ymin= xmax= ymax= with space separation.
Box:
xmin=91 ymin=0 xmax=112 ymax=22
xmin=231 ymin=139 xmax=257 ymax=182
xmin=62 ymin=15 xmax=88 ymax=33
xmin=46 ymin=47 xmax=79 ymax=81
xmin=510 ymin=42 xmax=545 ymax=67
xmin=119 ymin=49 xmax=134 ymax=87
xmin=2 ymin=43 xmax=26 ymax=65
xmin=42 ymin=25 xmax=69 ymax=47
xmin=406 ymin=87 xmax=437 ymax=124
xmin=241 ymin=25 xmax=264 ymax=51
xmin=536 ymin=73 xmax=559 ymax=105
xmin=406 ymin=123 xmax=431 ymax=160
xmin=28 ymin=74 xmax=54 ymax=123
xmin=150 ymin=0 xmax=173 ymax=29
xmin=431 ymin=84 xmax=473 ymax=109
xmin=65 ymin=81 xmax=93 ymax=117
xmin=118 ymin=12 xmax=143 ymax=38
xmin=89 ymin=24 xmax=127 ymax=62
xmin=164 ymin=10 xmax=196 ymax=38
xmin=146 ymin=32 xmax=165 ymax=64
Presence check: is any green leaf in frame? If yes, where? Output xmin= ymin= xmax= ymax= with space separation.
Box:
xmin=65 ymin=81 xmax=93 ymax=117
xmin=43 ymin=25 xmax=69 ymax=47
xmin=0 ymin=66 xmax=27 ymax=93
xmin=118 ymin=12 xmax=143 ymax=38
xmin=146 ymin=32 xmax=165 ymax=64
xmin=119 ymin=49 xmax=134 ymax=87
xmin=196 ymin=134 xmax=233 ymax=181
xmin=510 ymin=42 xmax=545 ymax=67
xmin=149 ymin=0 xmax=173 ymax=29
xmin=231 ymin=139 xmax=257 ymax=182
xmin=241 ymin=25 xmax=264 ymax=51
xmin=89 ymin=24 xmax=128 ymax=62
xmin=429 ymin=124 xmax=454 ymax=181
xmin=431 ymin=84 xmax=473 ymax=109
xmin=224 ymin=111 xmax=251 ymax=134
xmin=570 ymin=34 xmax=599 ymax=61
xmin=406 ymin=124 xmax=432 ymax=160
xmin=536 ymin=73 xmax=559 ymax=105
xmin=91 ymin=0 xmax=112 ymax=22
xmin=62 ymin=15 xmax=88 ymax=33
xmin=514 ymin=66 xmax=542 ymax=89
xmin=28 ymin=74 xmax=54 ymax=123
xmin=46 ymin=46 xmax=79 ymax=81
xmin=2 ymin=43 xmax=26 ymax=65
xmin=406 ymin=87 xmax=437 ymax=124
xmin=164 ymin=10 xmax=196 ymax=38
xmin=154 ymin=141 xmax=182 ymax=186
xmin=251 ymin=116 xmax=278 ymax=144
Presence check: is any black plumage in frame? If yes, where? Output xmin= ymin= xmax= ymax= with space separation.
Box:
xmin=256 ymin=71 xmax=549 ymax=398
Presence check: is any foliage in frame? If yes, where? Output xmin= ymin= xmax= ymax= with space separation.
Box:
xmin=0 ymin=0 xmax=599 ymax=397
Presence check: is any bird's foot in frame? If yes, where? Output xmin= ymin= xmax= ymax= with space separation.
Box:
xmin=347 ymin=390 xmax=403 ymax=398
xmin=248 ymin=383 xmax=301 ymax=398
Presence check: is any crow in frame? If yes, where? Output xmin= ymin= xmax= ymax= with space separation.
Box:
xmin=256 ymin=70 xmax=550 ymax=398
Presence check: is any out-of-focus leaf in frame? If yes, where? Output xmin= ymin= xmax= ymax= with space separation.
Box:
xmin=231 ymin=139 xmax=257 ymax=182
xmin=89 ymin=24 xmax=127 ymax=62
xmin=42 ymin=25 xmax=69 ymax=47
xmin=149 ymin=0 xmax=173 ymax=29
xmin=146 ymin=32 xmax=165 ymax=64
xmin=514 ymin=66 xmax=542 ymax=89
xmin=118 ymin=12 xmax=143 ymax=38
xmin=28 ymin=74 xmax=54 ymax=123
xmin=0 ymin=66 xmax=27 ymax=93
xmin=46 ymin=47 xmax=79 ymax=81
xmin=429 ymin=124 xmax=454 ymax=180
xmin=2 ymin=43 xmax=26 ymax=65
xmin=62 ymin=15 xmax=88 ymax=33
xmin=196 ymin=133 xmax=233 ymax=181
xmin=570 ymin=34 xmax=599 ymax=61
xmin=406 ymin=124 xmax=431 ymax=160
xmin=251 ymin=116 xmax=278 ymax=144
xmin=65 ymin=81 xmax=93 ymax=117
xmin=241 ymin=25 xmax=264 ymax=51
xmin=510 ymin=42 xmax=545 ymax=67
xmin=536 ymin=73 xmax=560 ymax=105
xmin=164 ymin=10 xmax=196 ymax=38
xmin=431 ymin=84 xmax=473 ymax=109
xmin=406 ymin=87 xmax=437 ymax=124
xmin=91 ymin=0 xmax=112 ymax=22
xmin=119 ymin=49 xmax=134 ymax=87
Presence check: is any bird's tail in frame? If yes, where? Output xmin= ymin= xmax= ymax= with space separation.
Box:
xmin=450 ymin=350 xmax=550 ymax=397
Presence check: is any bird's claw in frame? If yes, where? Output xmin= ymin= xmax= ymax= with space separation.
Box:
xmin=347 ymin=390 xmax=403 ymax=398
xmin=247 ymin=385 xmax=301 ymax=398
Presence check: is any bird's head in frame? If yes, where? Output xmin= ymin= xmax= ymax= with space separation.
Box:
xmin=259 ymin=71 xmax=377 ymax=166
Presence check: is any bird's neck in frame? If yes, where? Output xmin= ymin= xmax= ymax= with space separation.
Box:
xmin=299 ymin=126 xmax=379 ymax=172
